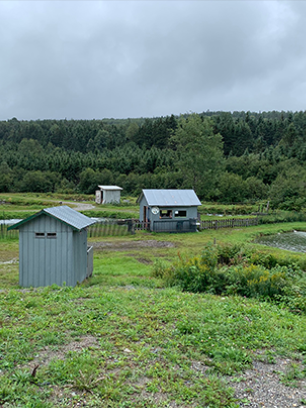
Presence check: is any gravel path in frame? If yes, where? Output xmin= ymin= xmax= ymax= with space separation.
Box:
xmin=59 ymin=201 xmax=96 ymax=211
xmin=230 ymin=357 xmax=306 ymax=407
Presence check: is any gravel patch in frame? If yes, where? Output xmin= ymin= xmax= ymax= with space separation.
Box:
xmin=229 ymin=357 xmax=306 ymax=407
xmin=0 ymin=258 xmax=18 ymax=265
xmin=22 ymin=335 xmax=99 ymax=370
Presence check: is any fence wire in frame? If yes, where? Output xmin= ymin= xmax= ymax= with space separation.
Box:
xmin=87 ymin=219 xmax=134 ymax=237
xmin=0 ymin=223 xmax=19 ymax=240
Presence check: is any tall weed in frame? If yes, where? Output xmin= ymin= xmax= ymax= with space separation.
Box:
xmin=152 ymin=243 xmax=306 ymax=309
xmin=226 ymin=264 xmax=288 ymax=298
xmin=164 ymin=245 xmax=228 ymax=293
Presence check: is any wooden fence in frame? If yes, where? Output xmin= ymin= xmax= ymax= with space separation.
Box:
xmin=133 ymin=217 xmax=259 ymax=232
xmin=133 ymin=221 xmax=150 ymax=231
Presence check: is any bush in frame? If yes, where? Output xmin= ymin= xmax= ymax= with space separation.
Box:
xmin=247 ymin=251 xmax=278 ymax=268
xmin=151 ymin=259 xmax=169 ymax=279
xmin=152 ymin=244 xmax=306 ymax=307
xmin=216 ymin=243 xmax=245 ymax=265
xmin=161 ymin=245 xmax=228 ymax=294
xmin=259 ymin=211 xmax=306 ymax=225
xmin=199 ymin=204 xmax=256 ymax=216
xmin=226 ymin=264 xmax=288 ymax=298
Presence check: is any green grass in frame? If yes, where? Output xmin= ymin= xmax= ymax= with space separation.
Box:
xmin=1 ymin=282 xmax=306 ymax=406
xmin=0 ymin=193 xmax=262 ymax=221
xmin=0 ymin=192 xmax=140 ymax=220
xmin=198 ymin=201 xmax=260 ymax=216
xmin=1 ymin=221 xmax=306 ymax=406
xmin=0 ymin=192 xmax=95 ymax=204
xmin=86 ymin=254 xmax=154 ymax=287
xmin=200 ymin=214 xmax=257 ymax=221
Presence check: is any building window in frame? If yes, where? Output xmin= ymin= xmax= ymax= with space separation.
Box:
xmin=160 ymin=209 xmax=172 ymax=218
xmin=35 ymin=232 xmax=45 ymax=238
xmin=174 ymin=210 xmax=187 ymax=218
xmin=47 ymin=233 xmax=57 ymax=238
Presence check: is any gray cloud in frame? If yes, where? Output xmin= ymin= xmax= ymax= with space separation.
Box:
xmin=0 ymin=0 xmax=305 ymax=120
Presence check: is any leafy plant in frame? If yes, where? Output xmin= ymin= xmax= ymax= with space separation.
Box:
xmin=226 ymin=264 xmax=288 ymax=298
xmin=12 ymin=369 xmax=34 ymax=384
xmin=71 ymin=369 xmax=106 ymax=394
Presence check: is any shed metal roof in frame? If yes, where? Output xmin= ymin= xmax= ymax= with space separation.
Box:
xmin=8 ymin=205 xmax=96 ymax=231
xmin=98 ymin=185 xmax=123 ymax=191
xmin=139 ymin=189 xmax=201 ymax=207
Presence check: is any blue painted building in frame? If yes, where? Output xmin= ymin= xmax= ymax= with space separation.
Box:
xmin=138 ymin=189 xmax=201 ymax=232
xmin=8 ymin=206 xmax=96 ymax=287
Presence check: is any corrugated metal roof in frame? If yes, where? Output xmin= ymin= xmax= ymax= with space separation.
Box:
xmin=44 ymin=206 xmax=96 ymax=230
xmin=8 ymin=205 xmax=96 ymax=231
xmin=141 ymin=189 xmax=201 ymax=206
xmin=98 ymin=185 xmax=123 ymax=191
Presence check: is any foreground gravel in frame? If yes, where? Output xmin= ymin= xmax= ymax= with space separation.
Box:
xmin=230 ymin=357 xmax=306 ymax=408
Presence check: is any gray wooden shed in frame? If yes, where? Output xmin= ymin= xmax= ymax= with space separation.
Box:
xmin=8 ymin=206 xmax=96 ymax=287
xmin=95 ymin=185 xmax=123 ymax=204
xmin=138 ymin=189 xmax=201 ymax=232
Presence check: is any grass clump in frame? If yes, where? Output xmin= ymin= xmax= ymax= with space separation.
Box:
xmin=152 ymin=243 xmax=306 ymax=311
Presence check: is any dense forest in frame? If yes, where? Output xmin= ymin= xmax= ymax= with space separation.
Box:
xmin=1 ymin=110 xmax=306 ymax=210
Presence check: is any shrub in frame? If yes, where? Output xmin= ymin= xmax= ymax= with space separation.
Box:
xmin=216 ymin=243 xmax=245 ymax=265
xmin=247 ymin=251 xmax=278 ymax=268
xmin=226 ymin=264 xmax=288 ymax=298
xmin=153 ymin=244 xmax=295 ymax=301
xmin=151 ymin=259 xmax=168 ymax=279
xmin=161 ymin=245 xmax=228 ymax=294
xmin=258 ymin=211 xmax=306 ymax=225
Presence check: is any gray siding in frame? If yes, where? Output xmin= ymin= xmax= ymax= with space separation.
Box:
xmin=139 ymin=196 xmax=147 ymax=222
xmin=73 ymin=229 xmax=88 ymax=284
xmin=19 ymin=215 xmax=76 ymax=287
xmin=103 ymin=190 xmax=121 ymax=204
xmin=150 ymin=206 xmax=198 ymax=232
xmin=87 ymin=246 xmax=94 ymax=278
xmin=139 ymin=197 xmax=198 ymax=232
xmin=152 ymin=219 xmax=196 ymax=232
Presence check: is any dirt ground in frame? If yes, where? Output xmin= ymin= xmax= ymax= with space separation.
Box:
xmin=91 ymin=239 xmax=175 ymax=252
xmin=23 ymin=335 xmax=306 ymax=408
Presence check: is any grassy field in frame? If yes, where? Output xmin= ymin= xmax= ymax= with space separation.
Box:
xmin=0 ymin=193 xmax=140 ymax=220
xmin=0 ymin=193 xmax=262 ymax=222
xmin=1 ymin=221 xmax=306 ymax=407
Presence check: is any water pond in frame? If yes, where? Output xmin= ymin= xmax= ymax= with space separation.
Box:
xmin=0 ymin=219 xmax=22 ymax=225
xmin=255 ymin=231 xmax=306 ymax=253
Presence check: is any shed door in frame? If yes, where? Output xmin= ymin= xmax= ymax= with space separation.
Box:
xmin=143 ymin=206 xmax=147 ymax=222
xmin=95 ymin=190 xmax=102 ymax=204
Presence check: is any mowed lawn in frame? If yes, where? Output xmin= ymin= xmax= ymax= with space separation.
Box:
xmin=1 ymin=224 xmax=306 ymax=407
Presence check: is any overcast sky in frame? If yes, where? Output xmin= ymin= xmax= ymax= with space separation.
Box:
xmin=0 ymin=1 xmax=306 ymax=120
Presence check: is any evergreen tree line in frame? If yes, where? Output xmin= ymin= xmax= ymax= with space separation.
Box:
xmin=1 ymin=111 xmax=306 ymax=210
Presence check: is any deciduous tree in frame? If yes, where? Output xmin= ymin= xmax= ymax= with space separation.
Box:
xmin=171 ymin=114 xmax=224 ymax=199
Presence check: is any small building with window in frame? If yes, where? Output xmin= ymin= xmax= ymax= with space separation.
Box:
xmin=95 ymin=185 xmax=123 ymax=204
xmin=138 ymin=189 xmax=201 ymax=232
xmin=8 ymin=206 xmax=96 ymax=287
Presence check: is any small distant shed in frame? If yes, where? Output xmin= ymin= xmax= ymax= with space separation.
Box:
xmin=8 ymin=206 xmax=96 ymax=287
xmin=95 ymin=185 xmax=123 ymax=204
xmin=138 ymin=189 xmax=201 ymax=232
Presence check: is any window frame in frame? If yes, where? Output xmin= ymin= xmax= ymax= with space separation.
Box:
xmin=174 ymin=210 xmax=187 ymax=218
xmin=159 ymin=209 xmax=173 ymax=219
